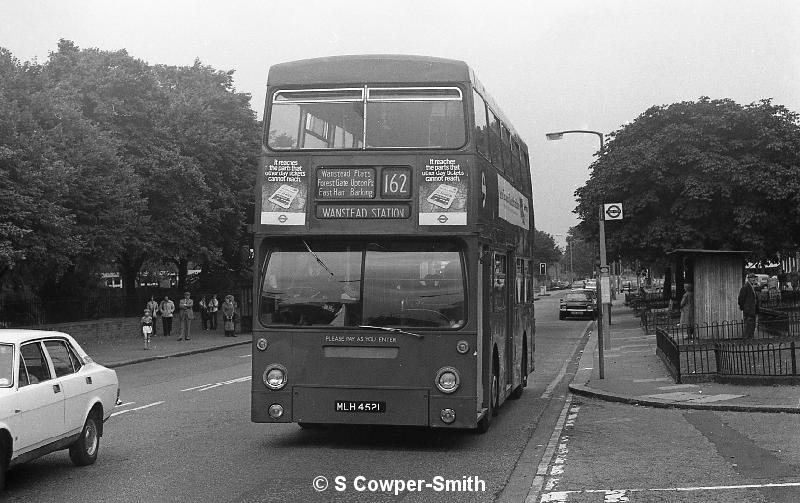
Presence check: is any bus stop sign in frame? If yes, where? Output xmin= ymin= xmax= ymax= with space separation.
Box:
xmin=603 ymin=203 xmax=623 ymax=221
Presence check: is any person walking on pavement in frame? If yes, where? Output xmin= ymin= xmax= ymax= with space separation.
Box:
xmin=222 ymin=294 xmax=237 ymax=337
xmin=208 ymin=294 xmax=219 ymax=330
xmin=679 ymin=283 xmax=695 ymax=341
xmin=178 ymin=291 xmax=194 ymax=340
xmin=738 ymin=273 xmax=759 ymax=339
xmin=160 ymin=295 xmax=175 ymax=337
xmin=146 ymin=295 xmax=160 ymax=336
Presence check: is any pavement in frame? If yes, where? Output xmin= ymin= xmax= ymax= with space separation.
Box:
xmin=81 ymin=324 xmax=250 ymax=369
xmin=569 ymin=298 xmax=800 ymax=413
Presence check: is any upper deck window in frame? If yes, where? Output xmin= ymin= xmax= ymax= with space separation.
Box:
xmin=267 ymin=86 xmax=466 ymax=150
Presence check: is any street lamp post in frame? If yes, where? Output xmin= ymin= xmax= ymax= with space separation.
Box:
xmin=546 ymin=129 xmax=608 ymax=378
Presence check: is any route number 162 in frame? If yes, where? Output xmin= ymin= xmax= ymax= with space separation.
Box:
xmin=381 ymin=167 xmax=411 ymax=198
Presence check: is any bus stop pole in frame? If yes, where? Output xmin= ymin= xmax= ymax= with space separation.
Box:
xmin=597 ymin=205 xmax=607 ymax=379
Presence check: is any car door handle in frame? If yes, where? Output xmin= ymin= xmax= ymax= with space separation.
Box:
xmin=53 ymin=384 xmax=61 ymax=393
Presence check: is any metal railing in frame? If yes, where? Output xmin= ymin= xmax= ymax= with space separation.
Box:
xmin=656 ymin=311 xmax=800 ymax=382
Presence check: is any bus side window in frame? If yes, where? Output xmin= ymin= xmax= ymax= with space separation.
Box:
xmin=488 ymin=109 xmax=503 ymax=171
xmin=493 ymin=254 xmax=507 ymax=312
xmin=472 ymin=90 xmax=490 ymax=159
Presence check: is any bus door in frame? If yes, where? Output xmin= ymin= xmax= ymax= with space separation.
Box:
xmin=490 ymin=252 xmax=510 ymax=399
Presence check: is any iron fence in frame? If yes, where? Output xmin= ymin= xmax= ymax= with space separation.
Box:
xmin=656 ymin=311 xmax=800 ymax=382
xmin=717 ymin=341 xmax=798 ymax=377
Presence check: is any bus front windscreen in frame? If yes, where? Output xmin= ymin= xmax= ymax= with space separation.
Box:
xmin=267 ymin=87 xmax=465 ymax=150
xmin=260 ymin=240 xmax=465 ymax=329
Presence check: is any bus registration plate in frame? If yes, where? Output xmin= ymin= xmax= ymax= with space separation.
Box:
xmin=335 ymin=400 xmax=386 ymax=413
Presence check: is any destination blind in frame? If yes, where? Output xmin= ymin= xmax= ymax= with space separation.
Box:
xmin=317 ymin=168 xmax=376 ymax=199
xmin=316 ymin=204 xmax=410 ymax=219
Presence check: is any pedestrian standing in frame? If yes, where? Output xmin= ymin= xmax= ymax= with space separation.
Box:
xmin=141 ymin=309 xmax=153 ymax=350
xmin=178 ymin=291 xmax=194 ymax=341
xmin=679 ymin=283 xmax=694 ymax=340
xmin=222 ymin=294 xmax=237 ymax=337
xmin=199 ymin=295 xmax=209 ymax=331
xmin=146 ymin=295 xmax=160 ymax=336
xmin=737 ymin=273 xmax=759 ymax=339
xmin=208 ymin=294 xmax=219 ymax=330
xmin=160 ymin=295 xmax=175 ymax=337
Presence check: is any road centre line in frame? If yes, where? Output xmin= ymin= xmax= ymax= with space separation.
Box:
xmin=110 ymin=401 xmax=164 ymax=417
xmin=181 ymin=376 xmax=251 ymax=392
xmin=539 ymin=481 xmax=800 ymax=502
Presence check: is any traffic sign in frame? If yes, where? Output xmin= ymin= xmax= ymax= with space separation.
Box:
xmin=603 ymin=203 xmax=623 ymax=221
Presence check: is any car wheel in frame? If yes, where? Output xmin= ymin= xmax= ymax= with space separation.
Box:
xmin=69 ymin=414 xmax=100 ymax=466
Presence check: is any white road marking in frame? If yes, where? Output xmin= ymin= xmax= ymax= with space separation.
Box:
xmin=541 ymin=481 xmax=800 ymax=501
xmin=526 ymin=395 xmax=572 ymax=502
xmin=632 ymin=378 xmax=672 ymax=383
xmin=239 ymin=354 xmax=251 ymax=358
xmin=181 ymin=376 xmax=251 ymax=392
xmin=110 ymin=401 xmax=164 ymax=417
xmin=541 ymin=361 xmax=570 ymax=399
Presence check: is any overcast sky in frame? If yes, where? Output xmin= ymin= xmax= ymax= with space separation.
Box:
xmin=2 ymin=0 xmax=798 ymax=246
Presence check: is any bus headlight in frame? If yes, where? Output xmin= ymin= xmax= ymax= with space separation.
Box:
xmin=263 ymin=364 xmax=287 ymax=390
xmin=435 ymin=367 xmax=460 ymax=394
xmin=256 ymin=338 xmax=268 ymax=351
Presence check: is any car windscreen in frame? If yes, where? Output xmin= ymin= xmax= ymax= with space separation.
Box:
xmin=565 ymin=293 xmax=590 ymax=301
xmin=0 ymin=344 xmax=13 ymax=387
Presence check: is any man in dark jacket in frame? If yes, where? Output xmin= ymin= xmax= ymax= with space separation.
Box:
xmin=737 ymin=273 xmax=759 ymax=339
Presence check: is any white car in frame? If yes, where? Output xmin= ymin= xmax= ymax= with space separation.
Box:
xmin=0 ymin=330 xmax=119 ymax=490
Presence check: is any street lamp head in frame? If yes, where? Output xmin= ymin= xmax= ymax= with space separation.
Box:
xmin=545 ymin=132 xmax=564 ymax=141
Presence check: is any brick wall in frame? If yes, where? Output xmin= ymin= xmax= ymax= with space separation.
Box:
xmin=35 ymin=317 xmax=141 ymax=345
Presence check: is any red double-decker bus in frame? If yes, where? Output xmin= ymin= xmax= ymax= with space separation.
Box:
xmin=251 ymin=55 xmax=535 ymax=432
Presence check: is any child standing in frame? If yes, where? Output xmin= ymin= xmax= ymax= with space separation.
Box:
xmin=141 ymin=309 xmax=154 ymax=350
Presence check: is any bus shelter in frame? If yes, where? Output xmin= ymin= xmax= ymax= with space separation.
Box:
xmin=669 ymin=249 xmax=751 ymax=325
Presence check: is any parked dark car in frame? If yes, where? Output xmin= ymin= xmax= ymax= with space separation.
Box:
xmin=559 ymin=290 xmax=597 ymax=320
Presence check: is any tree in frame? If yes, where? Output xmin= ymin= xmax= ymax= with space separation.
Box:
xmin=533 ymin=230 xmax=562 ymax=269
xmin=1 ymin=45 xmax=142 ymax=296
xmin=150 ymin=61 xmax=259 ymax=290
xmin=574 ymin=97 xmax=800 ymax=265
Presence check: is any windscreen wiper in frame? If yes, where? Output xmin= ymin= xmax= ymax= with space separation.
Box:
xmin=357 ymin=325 xmax=424 ymax=339
xmin=301 ymin=239 xmax=334 ymax=277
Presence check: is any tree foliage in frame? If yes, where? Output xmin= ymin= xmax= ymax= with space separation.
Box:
xmin=533 ymin=229 xmax=562 ymax=266
xmin=0 ymin=41 xmax=259 ymax=297
xmin=574 ymin=97 xmax=800 ymax=265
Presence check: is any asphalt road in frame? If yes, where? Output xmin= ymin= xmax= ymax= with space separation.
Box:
xmin=3 ymin=294 xmax=592 ymax=503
